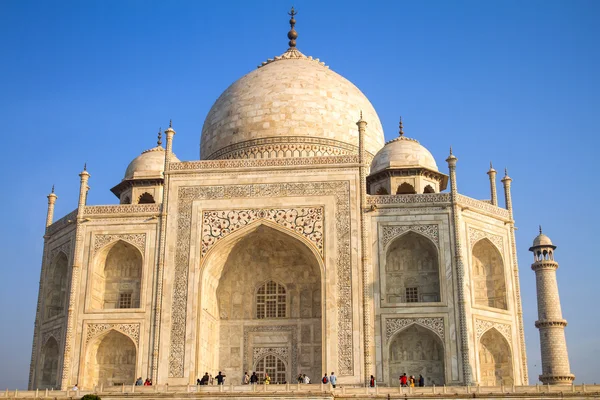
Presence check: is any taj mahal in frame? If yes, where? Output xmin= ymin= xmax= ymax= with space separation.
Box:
xmin=27 ymin=9 xmax=576 ymax=392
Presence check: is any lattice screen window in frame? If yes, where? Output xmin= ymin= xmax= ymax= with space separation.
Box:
xmin=255 ymin=354 xmax=286 ymax=384
xmin=256 ymin=281 xmax=287 ymax=319
xmin=405 ymin=287 xmax=419 ymax=303
xmin=118 ymin=292 xmax=133 ymax=309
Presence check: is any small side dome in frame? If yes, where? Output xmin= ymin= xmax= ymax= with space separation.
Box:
xmin=370 ymin=136 xmax=438 ymax=175
xmin=124 ymin=146 xmax=180 ymax=180
xmin=532 ymin=233 xmax=554 ymax=248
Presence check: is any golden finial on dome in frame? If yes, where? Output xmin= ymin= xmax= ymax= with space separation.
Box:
xmin=287 ymin=7 xmax=298 ymax=48
xmin=157 ymin=128 xmax=162 ymax=146
xmin=399 ymin=116 xmax=404 ymax=137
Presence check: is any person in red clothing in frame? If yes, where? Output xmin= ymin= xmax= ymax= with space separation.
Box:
xmin=399 ymin=373 xmax=407 ymax=387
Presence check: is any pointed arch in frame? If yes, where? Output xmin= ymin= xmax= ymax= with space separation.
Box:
xmin=196 ymin=221 xmax=323 ymax=385
xmin=396 ymin=182 xmax=416 ymax=194
xmin=37 ymin=336 xmax=59 ymax=388
xmin=92 ymin=240 xmax=142 ymax=310
xmin=384 ymin=231 xmax=441 ymax=303
xmin=472 ymin=238 xmax=507 ymax=310
xmin=137 ymin=192 xmax=155 ymax=204
xmin=44 ymin=252 xmax=69 ymax=320
xmin=423 ymin=185 xmax=435 ymax=193
xmin=478 ymin=328 xmax=513 ymax=385
xmin=254 ymin=353 xmax=287 ymax=384
xmin=84 ymin=329 xmax=137 ymax=388
xmin=388 ymin=324 xmax=445 ymax=386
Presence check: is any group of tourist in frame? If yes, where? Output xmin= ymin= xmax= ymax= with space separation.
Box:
xmin=134 ymin=377 xmax=153 ymax=386
xmin=197 ymin=372 xmax=226 ymax=385
xmin=399 ymin=373 xmax=425 ymax=387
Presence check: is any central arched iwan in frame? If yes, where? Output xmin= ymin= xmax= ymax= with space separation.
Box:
xmin=197 ymin=223 xmax=323 ymax=386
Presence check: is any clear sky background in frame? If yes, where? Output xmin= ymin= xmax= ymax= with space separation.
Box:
xmin=0 ymin=0 xmax=598 ymax=389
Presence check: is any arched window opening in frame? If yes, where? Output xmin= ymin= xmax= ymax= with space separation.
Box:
xmin=396 ymin=183 xmax=416 ymax=195
xmin=479 ymin=329 xmax=513 ymax=385
xmin=472 ymin=240 xmax=507 ymax=310
xmin=388 ymin=325 xmax=445 ymax=386
xmin=85 ymin=330 xmax=136 ymax=388
xmin=255 ymin=354 xmax=286 ymax=384
xmin=423 ymin=185 xmax=435 ymax=193
xmin=94 ymin=241 xmax=142 ymax=310
xmin=44 ymin=253 xmax=68 ymax=320
xmin=375 ymin=187 xmax=389 ymax=195
xmin=138 ymin=192 xmax=155 ymax=204
xmin=256 ymin=281 xmax=287 ymax=319
xmin=385 ymin=232 xmax=441 ymax=303
xmin=38 ymin=337 xmax=59 ymax=388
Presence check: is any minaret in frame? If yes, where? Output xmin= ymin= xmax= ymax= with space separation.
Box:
xmin=446 ymin=147 xmax=471 ymax=384
xmin=529 ymin=228 xmax=575 ymax=385
xmin=487 ymin=162 xmax=498 ymax=206
xmin=46 ymin=185 xmax=58 ymax=227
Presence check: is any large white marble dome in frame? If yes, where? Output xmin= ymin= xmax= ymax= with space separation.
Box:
xmin=200 ymin=49 xmax=385 ymax=160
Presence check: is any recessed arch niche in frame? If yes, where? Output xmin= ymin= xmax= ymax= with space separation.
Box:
xmin=91 ymin=241 xmax=142 ymax=310
xmin=478 ymin=328 xmax=513 ymax=385
xmin=37 ymin=337 xmax=59 ymax=388
xmin=384 ymin=231 xmax=441 ymax=303
xmin=197 ymin=222 xmax=323 ymax=386
xmin=388 ymin=324 xmax=445 ymax=386
xmin=472 ymin=239 xmax=507 ymax=310
xmin=84 ymin=330 xmax=137 ymax=388
xmin=44 ymin=252 xmax=68 ymax=320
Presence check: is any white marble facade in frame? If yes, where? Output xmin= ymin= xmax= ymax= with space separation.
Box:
xmin=28 ymin=26 xmax=530 ymax=390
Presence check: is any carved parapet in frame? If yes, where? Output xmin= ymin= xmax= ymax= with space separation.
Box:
xmin=169 ymin=155 xmax=361 ymax=172
xmin=83 ymin=204 xmax=160 ymax=217
xmin=531 ymin=261 xmax=559 ymax=271
xmin=45 ymin=209 xmax=77 ymax=237
xmin=539 ymin=374 xmax=575 ymax=385
xmin=366 ymin=193 xmax=451 ymax=206
xmin=455 ymin=194 xmax=511 ymax=219
xmin=535 ymin=319 xmax=568 ymax=328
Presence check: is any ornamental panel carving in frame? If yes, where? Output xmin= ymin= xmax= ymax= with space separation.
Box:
xmin=381 ymin=224 xmax=439 ymax=249
xmin=367 ymin=193 xmax=451 ymax=205
xmin=468 ymin=227 xmax=504 ymax=254
xmin=385 ymin=317 xmax=445 ymax=342
xmin=84 ymin=204 xmax=160 ymax=216
xmin=41 ymin=327 xmax=62 ymax=347
xmin=93 ymin=233 xmax=146 ymax=255
xmin=252 ymin=347 xmax=290 ymax=366
xmin=243 ymin=325 xmax=297 ymax=374
xmin=47 ymin=241 xmax=72 ymax=263
xmin=202 ymin=207 xmax=324 ymax=258
xmin=169 ymin=181 xmax=353 ymax=377
xmin=475 ymin=318 xmax=512 ymax=344
xmin=169 ymin=155 xmax=360 ymax=171
xmin=85 ymin=323 xmax=140 ymax=346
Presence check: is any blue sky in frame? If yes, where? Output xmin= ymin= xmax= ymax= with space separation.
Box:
xmin=0 ymin=0 xmax=599 ymax=388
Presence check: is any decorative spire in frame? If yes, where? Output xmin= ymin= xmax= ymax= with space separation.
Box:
xmin=504 ymin=167 xmax=508 ymax=176
xmin=449 ymin=146 xmax=453 ymax=155
xmin=51 ymin=184 xmax=55 ymax=194
xmin=539 ymin=225 xmax=543 ymax=235
xmin=490 ymin=161 xmax=494 ymax=169
xmin=360 ymin=110 xmax=363 ymax=120
xmin=157 ymin=128 xmax=163 ymax=146
xmin=83 ymin=162 xmax=87 ymax=171
xmin=399 ymin=117 xmax=404 ymax=137
xmin=287 ymin=7 xmax=298 ymax=48
xmin=169 ymin=119 xmax=172 ymax=128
